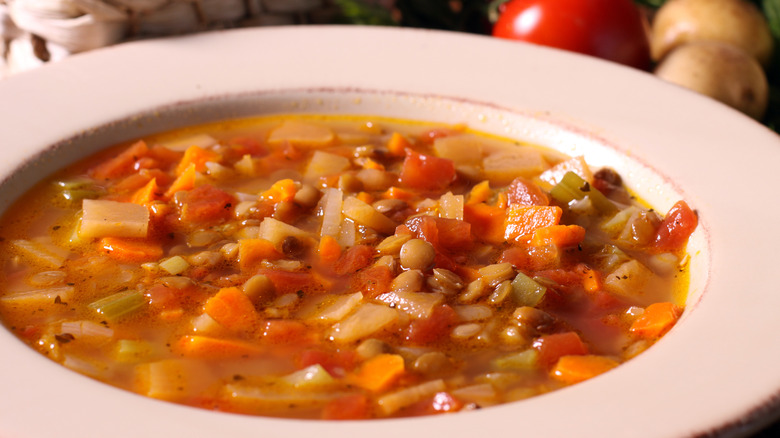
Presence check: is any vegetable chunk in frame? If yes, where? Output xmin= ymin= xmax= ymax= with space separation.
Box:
xmin=80 ymin=199 xmax=149 ymax=238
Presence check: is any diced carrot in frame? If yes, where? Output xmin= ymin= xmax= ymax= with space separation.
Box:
xmin=351 ymin=353 xmax=406 ymax=392
xmin=317 ymin=235 xmax=342 ymax=266
xmin=113 ymin=173 xmax=153 ymax=194
xmin=99 ymin=237 xmax=163 ymax=263
xmin=175 ymin=145 xmax=221 ymax=176
xmin=259 ymin=178 xmax=297 ymax=203
xmin=130 ymin=178 xmax=160 ymax=206
xmin=90 ymin=140 xmax=150 ymax=180
xmin=176 ymin=335 xmax=265 ymax=359
xmin=530 ymin=224 xmax=586 ymax=247
xmin=356 ymin=191 xmax=374 ymax=205
xmin=575 ymin=263 xmax=602 ymax=293
xmin=551 ymin=355 xmax=619 ymax=384
xmin=165 ymin=162 xmax=197 ymax=197
xmin=466 ymin=181 xmax=492 ymax=205
xmin=496 ymin=192 xmax=508 ymax=209
xmin=381 ymin=186 xmax=416 ymax=201
xmin=203 ymin=287 xmax=259 ymax=334
xmin=504 ymin=205 xmax=562 ymax=243
xmin=630 ymin=302 xmax=682 ymax=339
xmin=362 ymin=158 xmax=385 ymax=170
xmin=321 ymin=394 xmax=371 ymax=420
xmin=533 ymin=331 xmax=588 ymax=369
xmin=464 ymin=202 xmax=506 ymax=245
xmin=387 ymin=132 xmax=412 ymax=157
xmin=238 ymin=238 xmax=283 ymax=272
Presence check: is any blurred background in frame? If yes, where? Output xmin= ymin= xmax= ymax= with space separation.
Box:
xmin=0 ymin=0 xmax=777 ymax=132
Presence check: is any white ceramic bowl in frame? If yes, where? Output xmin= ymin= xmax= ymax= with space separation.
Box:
xmin=0 ymin=26 xmax=779 ymax=438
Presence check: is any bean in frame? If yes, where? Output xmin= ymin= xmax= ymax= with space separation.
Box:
xmin=399 ymin=238 xmax=435 ymax=270
xmin=243 ymin=274 xmax=275 ymax=304
xmin=391 ymin=269 xmax=423 ymax=292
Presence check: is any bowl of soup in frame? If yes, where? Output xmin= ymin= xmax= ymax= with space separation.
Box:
xmin=0 ymin=26 xmax=778 ymax=438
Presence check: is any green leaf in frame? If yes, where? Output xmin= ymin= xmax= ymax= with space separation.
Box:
xmin=333 ymin=0 xmax=398 ymax=26
xmin=764 ymin=0 xmax=780 ymax=39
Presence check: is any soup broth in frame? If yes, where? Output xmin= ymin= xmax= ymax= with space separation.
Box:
xmin=0 ymin=115 xmax=695 ymax=419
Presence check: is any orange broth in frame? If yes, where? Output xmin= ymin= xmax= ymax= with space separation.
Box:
xmin=0 ymin=115 xmax=695 ymax=419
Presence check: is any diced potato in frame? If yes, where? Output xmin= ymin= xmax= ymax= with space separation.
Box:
xmin=319 ymin=188 xmax=343 ymax=238
xmin=267 ymin=120 xmax=335 ymax=148
xmin=304 ymin=150 xmax=351 ymax=181
xmin=377 ymin=379 xmax=446 ymax=415
xmin=222 ymin=383 xmax=346 ymax=412
xmin=257 ymin=217 xmax=314 ymax=248
xmin=135 ymin=359 xmax=214 ymax=401
xmin=433 ymin=135 xmax=483 ymax=165
xmin=296 ymin=292 xmax=363 ymax=323
xmin=375 ymin=291 xmax=444 ymax=319
xmin=9 ymin=239 xmax=67 ymax=269
xmin=159 ymin=134 xmax=217 ymax=152
xmin=482 ymin=148 xmax=548 ymax=184
xmin=603 ymin=259 xmax=665 ymax=305
xmin=329 ymin=303 xmax=400 ymax=343
xmin=439 ymin=192 xmax=464 ymax=220
xmin=539 ymin=156 xmax=593 ymax=186
xmin=80 ymin=199 xmax=149 ymax=239
xmin=451 ymin=383 xmax=499 ymax=406
xmin=342 ymin=196 xmax=397 ymax=235
xmin=281 ymin=364 xmax=336 ymax=389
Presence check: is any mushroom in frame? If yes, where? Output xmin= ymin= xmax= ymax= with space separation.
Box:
xmin=654 ymin=41 xmax=769 ymax=120
xmin=651 ymin=0 xmax=775 ymax=67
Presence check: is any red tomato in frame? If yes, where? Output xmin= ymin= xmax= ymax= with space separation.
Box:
xmin=399 ymin=150 xmax=456 ymax=191
xmin=492 ymin=0 xmax=651 ymax=70
xmin=321 ymin=394 xmax=371 ymax=420
xmin=532 ymin=331 xmax=588 ymax=368
xmin=653 ymin=200 xmax=698 ymax=252
xmin=406 ymin=304 xmax=458 ymax=344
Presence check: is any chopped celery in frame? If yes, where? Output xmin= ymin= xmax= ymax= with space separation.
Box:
xmin=281 ymin=364 xmax=336 ymax=388
xmin=493 ymin=349 xmax=538 ymax=370
xmin=88 ymin=290 xmax=147 ymax=321
xmin=511 ymin=272 xmax=546 ymax=307
xmin=550 ymin=171 xmax=617 ymax=215
xmin=55 ymin=177 xmax=104 ymax=206
xmin=115 ymin=339 xmax=153 ymax=363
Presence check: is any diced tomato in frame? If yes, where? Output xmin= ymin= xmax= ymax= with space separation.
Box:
xmin=507 ymin=177 xmax=550 ymax=206
xmin=334 ymin=245 xmax=375 ymax=275
xmin=89 ymin=140 xmax=150 ymax=180
xmin=533 ymin=332 xmax=589 ymax=368
xmin=179 ymin=184 xmax=235 ymax=226
xmin=500 ymin=245 xmax=560 ymax=271
xmin=653 ymin=201 xmax=698 ymax=252
xmin=321 ymin=394 xmax=371 ymax=420
xmin=416 ymin=126 xmax=464 ymax=144
xmin=256 ymin=268 xmax=324 ymax=296
xmin=399 ymin=150 xmax=456 ymax=191
xmin=405 ymin=304 xmax=458 ymax=344
xmin=228 ymin=137 xmax=267 ymax=157
xmin=299 ymin=349 xmax=357 ymax=377
xmin=405 ymin=392 xmax=464 ymax=416
xmin=259 ymin=320 xmax=310 ymax=344
xmin=434 ymin=217 xmax=473 ymax=253
xmin=354 ymin=265 xmax=393 ymax=299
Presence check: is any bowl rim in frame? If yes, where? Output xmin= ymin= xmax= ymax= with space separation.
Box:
xmin=0 ymin=25 xmax=779 ymax=438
